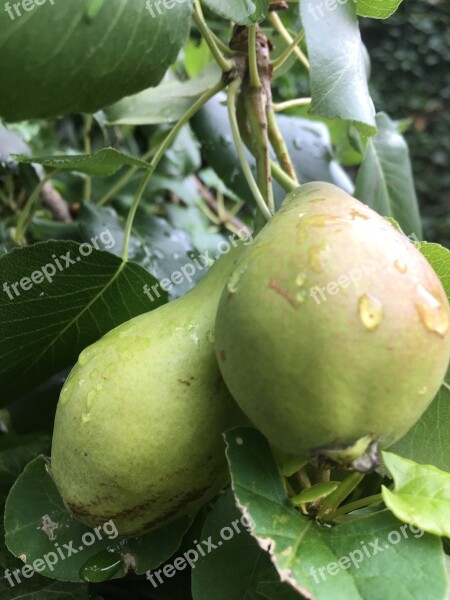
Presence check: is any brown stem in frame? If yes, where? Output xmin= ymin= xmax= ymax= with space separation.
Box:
xmin=269 ymin=1 xmax=289 ymax=11
xmin=193 ymin=175 xmax=252 ymax=235
xmin=40 ymin=182 xmax=72 ymax=223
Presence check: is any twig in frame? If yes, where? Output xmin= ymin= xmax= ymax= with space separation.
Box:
xmin=269 ymin=12 xmax=310 ymax=69
xmin=193 ymin=0 xmax=234 ymax=73
xmin=193 ymin=175 xmax=252 ymax=235
xmin=274 ymin=98 xmax=312 ymax=112
xmin=271 ymin=28 xmax=305 ymax=71
xmin=40 ymin=182 xmax=73 ymax=223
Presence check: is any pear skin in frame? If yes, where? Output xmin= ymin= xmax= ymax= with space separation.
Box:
xmin=215 ymin=183 xmax=450 ymax=460
xmin=51 ymin=246 xmax=247 ymax=537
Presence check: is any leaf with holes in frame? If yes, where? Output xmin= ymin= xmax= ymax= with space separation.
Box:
xmin=4 ymin=456 xmax=192 ymax=582
xmin=225 ymin=427 xmax=447 ymax=600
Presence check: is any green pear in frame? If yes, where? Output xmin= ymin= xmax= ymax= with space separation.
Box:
xmin=51 ymin=245 xmax=247 ymax=537
xmin=215 ymin=182 xmax=450 ymax=465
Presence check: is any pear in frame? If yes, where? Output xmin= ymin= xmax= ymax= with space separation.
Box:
xmin=215 ymin=183 xmax=450 ymax=465
xmin=51 ymin=246 xmax=247 ymax=537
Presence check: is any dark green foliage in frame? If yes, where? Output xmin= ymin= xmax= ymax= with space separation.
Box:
xmin=361 ymin=0 xmax=450 ymax=246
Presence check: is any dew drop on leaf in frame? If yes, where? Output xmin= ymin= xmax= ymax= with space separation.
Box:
xmin=80 ymin=549 xmax=123 ymax=583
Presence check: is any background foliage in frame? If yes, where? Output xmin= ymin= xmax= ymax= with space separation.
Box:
xmin=361 ymin=0 xmax=450 ymax=247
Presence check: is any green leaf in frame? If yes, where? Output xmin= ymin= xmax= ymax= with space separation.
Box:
xmin=419 ymin=242 xmax=450 ymax=301
xmin=0 ymin=433 xmax=50 ymax=507
xmin=0 ymin=578 xmax=89 ymax=600
xmin=77 ymin=204 xmax=201 ymax=299
xmin=357 ymin=0 xmax=404 ymax=19
xmin=14 ymin=149 xmax=150 ymax=177
xmin=291 ymin=482 xmax=340 ymax=506
xmin=278 ymin=115 xmax=354 ymax=193
xmin=185 ymin=38 xmax=213 ymax=78
xmin=202 ymin=0 xmax=269 ymax=25
xmin=389 ymin=367 xmax=450 ymax=474
xmin=191 ymin=490 xmax=275 ymax=600
xmin=382 ymin=452 xmax=450 ymax=538
xmin=271 ymin=446 xmax=307 ymax=478
xmin=387 ymin=242 xmax=450 ymax=472
xmin=162 ymin=125 xmax=202 ymax=177
xmin=4 ymin=456 xmax=192 ymax=582
xmin=0 ymin=1 xmax=190 ymax=121
xmin=84 ymin=0 xmax=107 ymax=20
xmin=0 ymin=241 xmax=167 ymax=400
xmin=8 ymin=369 xmax=69 ymax=436
xmin=102 ymin=66 xmax=221 ymax=126
xmin=257 ymin=580 xmax=305 ymax=600
xmin=354 ymin=112 xmax=422 ymax=237
xmin=301 ymin=0 xmax=376 ymax=137
xmin=226 ymin=428 xmax=448 ymax=600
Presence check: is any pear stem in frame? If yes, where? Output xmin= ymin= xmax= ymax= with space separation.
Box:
xmin=249 ymin=25 xmax=262 ymax=89
xmin=271 ymin=161 xmax=298 ymax=192
xmin=227 ymin=79 xmax=272 ymax=222
xmin=274 ymin=98 xmax=312 ymax=112
xmin=193 ymin=0 xmax=234 ymax=73
xmin=316 ymin=471 xmax=364 ymax=520
xmin=244 ymin=90 xmax=275 ymax=216
xmin=271 ymin=28 xmax=305 ymax=71
xmin=269 ymin=12 xmax=310 ymax=70
xmin=297 ymin=467 xmax=312 ymax=489
xmin=322 ymin=493 xmax=384 ymax=521
xmin=267 ymin=108 xmax=298 ymax=184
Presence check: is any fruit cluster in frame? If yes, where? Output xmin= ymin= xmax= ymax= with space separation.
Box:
xmin=51 ymin=183 xmax=450 ymax=536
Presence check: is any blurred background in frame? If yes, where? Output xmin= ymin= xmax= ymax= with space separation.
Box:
xmin=361 ymin=0 xmax=450 ymax=247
